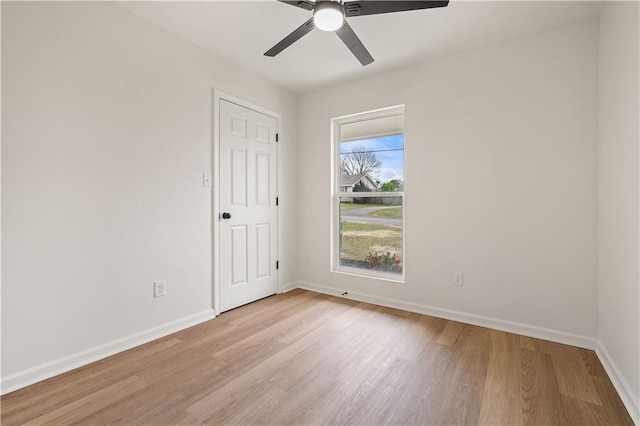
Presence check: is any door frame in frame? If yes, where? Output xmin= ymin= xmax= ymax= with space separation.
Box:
xmin=212 ymin=89 xmax=282 ymax=315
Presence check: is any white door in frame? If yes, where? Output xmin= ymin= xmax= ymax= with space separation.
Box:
xmin=219 ymin=99 xmax=278 ymax=312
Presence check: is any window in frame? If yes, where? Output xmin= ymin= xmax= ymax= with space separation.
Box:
xmin=332 ymin=106 xmax=405 ymax=281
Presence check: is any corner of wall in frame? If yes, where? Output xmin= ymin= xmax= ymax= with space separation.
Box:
xmin=596 ymin=341 xmax=640 ymax=425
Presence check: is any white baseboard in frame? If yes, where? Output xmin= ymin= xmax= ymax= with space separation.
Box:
xmin=596 ymin=341 xmax=639 ymax=425
xmin=294 ymin=281 xmax=597 ymax=350
xmin=281 ymin=281 xmax=299 ymax=293
xmin=0 ymin=309 xmax=216 ymax=395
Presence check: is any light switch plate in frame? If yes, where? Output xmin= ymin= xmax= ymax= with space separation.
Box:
xmin=203 ymin=173 xmax=212 ymax=187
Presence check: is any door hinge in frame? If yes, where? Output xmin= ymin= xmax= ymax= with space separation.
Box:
xmin=276 ymin=261 xmax=279 ymax=270
xmin=276 ymin=133 xmax=279 ymax=142
xmin=276 ymin=197 xmax=279 ymax=206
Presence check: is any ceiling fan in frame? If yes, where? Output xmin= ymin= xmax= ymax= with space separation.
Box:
xmin=264 ymin=0 xmax=449 ymax=66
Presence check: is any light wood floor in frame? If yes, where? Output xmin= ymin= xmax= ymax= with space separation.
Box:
xmin=1 ymin=289 xmax=633 ymax=425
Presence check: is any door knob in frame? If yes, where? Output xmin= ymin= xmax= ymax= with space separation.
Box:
xmin=222 ymin=212 xmax=232 ymax=220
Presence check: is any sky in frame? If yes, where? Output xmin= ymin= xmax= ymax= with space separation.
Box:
xmin=340 ymin=133 xmax=404 ymax=183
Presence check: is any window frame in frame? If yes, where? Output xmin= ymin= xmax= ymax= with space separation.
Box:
xmin=331 ymin=105 xmax=406 ymax=283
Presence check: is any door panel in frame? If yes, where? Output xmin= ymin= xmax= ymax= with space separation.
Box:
xmin=230 ymin=225 xmax=248 ymax=286
xmin=219 ymin=99 xmax=278 ymax=312
xmin=255 ymin=123 xmax=271 ymax=144
xmin=255 ymin=153 xmax=270 ymax=205
xmin=230 ymin=149 xmax=247 ymax=206
xmin=255 ymin=223 xmax=271 ymax=279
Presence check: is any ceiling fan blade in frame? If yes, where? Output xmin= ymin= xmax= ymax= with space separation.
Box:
xmin=277 ymin=0 xmax=315 ymax=11
xmin=344 ymin=1 xmax=449 ymax=17
xmin=335 ymin=21 xmax=374 ymax=66
xmin=264 ymin=18 xmax=315 ymax=57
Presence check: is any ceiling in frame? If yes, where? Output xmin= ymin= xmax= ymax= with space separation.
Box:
xmin=119 ymin=1 xmax=603 ymax=94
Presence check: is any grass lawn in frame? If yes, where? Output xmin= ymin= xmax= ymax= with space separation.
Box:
xmin=339 ymin=202 xmax=380 ymax=212
xmin=340 ymin=221 xmax=403 ymax=268
xmin=368 ymin=206 xmax=403 ymax=219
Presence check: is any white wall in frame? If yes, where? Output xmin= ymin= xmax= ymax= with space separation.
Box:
xmin=4 ymin=3 xmax=637 ymax=417
xmin=597 ymin=1 xmax=640 ymax=421
xmin=298 ymin=20 xmax=599 ymax=342
xmin=1 ymin=1 xmax=297 ymax=389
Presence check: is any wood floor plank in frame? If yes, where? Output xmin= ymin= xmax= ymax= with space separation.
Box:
xmin=227 ymin=289 xmax=320 ymax=328
xmin=484 ymin=330 xmax=522 ymax=396
xmin=431 ymin=324 xmax=491 ymax=425
xmin=261 ymin=372 xmax=339 ymax=425
xmin=104 ymin=297 xmax=347 ymax=420
xmin=479 ymin=393 xmax=523 ymax=426
xmin=580 ymin=349 xmax=608 ymax=378
xmin=519 ymin=335 xmax=538 ymax=351
xmin=560 ymin=394 xmax=611 ymax=426
xmin=549 ymin=345 xmax=603 ymax=406
xmin=1 ymin=338 xmax=179 ymax=424
xmin=436 ymin=319 xmax=465 ymax=346
xmin=394 ymin=313 xmax=442 ymax=360
xmin=386 ymin=343 xmax=459 ymax=425
xmin=185 ymin=323 xmax=340 ymax=420
xmin=520 ymin=348 xmax=569 ymax=425
xmin=205 ymin=382 xmax=289 ymax=425
xmin=591 ymin=375 xmax=635 ymax=425
xmin=318 ymin=309 xmax=418 ymax=424
xmin=23 ymin=376 xmax=147 ymax=425
xmin=133 ymin=409 xmax=206 ymax=426
xmin=277 ymin=296 xmax=359 ymax=345
xmin=1 ymin=289 xmax=633 ymax=426
xmin=357 ymin=356 xmax=422 ymax=425
xmin=478 ymin=330 xmax=523 ymax=425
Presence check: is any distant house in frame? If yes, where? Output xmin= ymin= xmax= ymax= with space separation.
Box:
xmin=340 ymin=173 xmax=378 ymax=203
xmin=340 ymin=173 xmax=378 ymax=193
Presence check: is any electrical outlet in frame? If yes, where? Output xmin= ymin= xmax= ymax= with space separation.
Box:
xmin=154 ymin=280 xmax=166 ymax=298
xmin=453 ymin=272 xmax=463 ymax=287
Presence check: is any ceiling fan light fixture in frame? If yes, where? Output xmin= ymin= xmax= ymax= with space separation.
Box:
xmin=313 ymin=1 xmax=344 ymax=32
xmin=266 ymin=0 xmax=449 ymax=66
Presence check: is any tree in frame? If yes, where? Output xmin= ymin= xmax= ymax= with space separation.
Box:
xmin=380 ymin=179 xmax=403 ymax=192
xmin=353 ymin=181 xmax=369 ymax=192
xmin=341 ymin=144 xmax=381 ymax=179
xmin=380 ymin=182 xmax=395 ymax=192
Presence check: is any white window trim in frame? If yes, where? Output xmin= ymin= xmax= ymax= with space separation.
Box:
xmin=331 ymin=105 xmax=406 ymax=283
